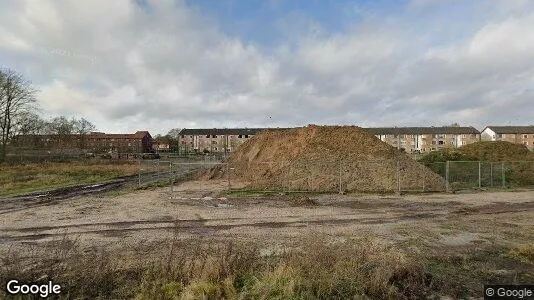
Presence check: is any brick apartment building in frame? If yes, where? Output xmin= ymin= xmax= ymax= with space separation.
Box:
xmin=178 ymin=126 xmax=481 ymax=154
xmin=481 ymin=126 xmax=534 ymax=151
xmin=12 ymin=131 xmax=154 ymax=153
xmin=178 ymin=128 xmax=266 ymax=153
xmin=178 ymin=128 xmax=294 ymax=153
xmin=364 ymin=127 xmax=481 ymax=153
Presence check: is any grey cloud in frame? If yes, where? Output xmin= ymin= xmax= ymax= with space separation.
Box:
xmin=1 ymin=0 xmax=534 ymax=134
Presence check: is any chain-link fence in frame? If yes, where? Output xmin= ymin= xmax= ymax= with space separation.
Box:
xmin=426 ymin=161 xmax=534 ymax=192
xmin=138 ymin=158 xmax=534 ymax=195
xmin=138 ymin=157 xmax=227 ymax=192
xmin=236 ymin=159 xmax=448 ymax=194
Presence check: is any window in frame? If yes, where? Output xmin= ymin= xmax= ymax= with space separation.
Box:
xmin=438 ymin=141 xmax=444 ymax=145
xmin=212 ymin=141 xmax=217 ymax=145
xmin=245 ymin=135 xmax=249 ymax=138
xmin=524 ymin=135 xmax=528 ymax=139
xmin=181 ymin=135 xmax=185 ymax=138
xmin=212 ymin=135 xmax=217 ymax=138
xmin=206 ymin=135 xmax=210 ymax=138
xmin=238 ymin=135 xmax=242 ymax=138
xmin=214 ymin=147 xmax=218 ymax=151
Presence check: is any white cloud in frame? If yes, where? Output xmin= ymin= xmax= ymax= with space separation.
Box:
xmin=1 ymin=0 xmax=534 ymax=134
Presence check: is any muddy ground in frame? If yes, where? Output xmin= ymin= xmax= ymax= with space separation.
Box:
xmin=1 ymin=179 xmax=533 ymax=257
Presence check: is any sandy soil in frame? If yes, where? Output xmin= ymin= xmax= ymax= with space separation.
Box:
xmin=1 ymin=179 xmax=533 ymax=255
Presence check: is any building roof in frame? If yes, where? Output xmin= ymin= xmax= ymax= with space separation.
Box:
xmin=15 ymin=131 xmax=153 ymax=140
xmin=483 ymin=126 xmax=534 ymax=134
xmin=363 ymin=126 xmax=480 ymax=135
xmin=88 ymin=131 xmax=152 ymax=140
xmin=179 ymin=128 xmax=291 ymax=136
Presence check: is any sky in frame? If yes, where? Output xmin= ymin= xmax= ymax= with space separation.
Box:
xmin=1 ymin=0 xmax=534 ymax=135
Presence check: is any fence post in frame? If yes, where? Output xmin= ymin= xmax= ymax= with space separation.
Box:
xmin=169 ymin=162 xmax=174 ymax=195
xmin=478 ymin=161 xmax=482 ymax=189
xmin=138 ymin=159 xmax=141 ymax=188
xmin=397 ymin=160 xmax=402 ymax=194
xmin=501 ymin=162 xmax=505 ymax=188
xmin=157 ymin=160 xmax=160 ymax=181
xmin=199 ymin=160 xmax=203 ymax=194
xmin=490 ymin=162 xmax=493 ymax=188
xmin=445 ymin=161 xmax=450 ymax=193
xmin=228 ymin=163 xmax=232 ymax=191
xmin=339 ymin=159 xmax=343 ymax=194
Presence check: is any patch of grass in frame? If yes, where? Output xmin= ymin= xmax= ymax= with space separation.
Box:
xmin=0 ymin=236 xmax=435 ymax=300
xmin=2 ymin=235 xmax=533 ymax=299
xmin=420 ymin=245 xmax=534 ymax=298
xmin=505 ymin=244 xmax=534 ymax=264
xmin=0 ymin=161 xmax=138 ymax=196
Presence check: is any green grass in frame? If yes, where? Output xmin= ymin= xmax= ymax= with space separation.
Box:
xmin=0 ymin=161 xmax=138 ymax=196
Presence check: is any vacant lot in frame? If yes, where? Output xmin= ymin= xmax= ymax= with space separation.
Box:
xmin=1 ymin=180 xmax=533 ymax=298
xmin=0 ymin=161 xmax=138 ymax=196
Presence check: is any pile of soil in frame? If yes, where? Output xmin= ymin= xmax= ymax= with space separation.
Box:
xmin=458 ymin=141 xmax=534 ymax=161
xmin=220 ymin=125 xmax=445 ymax=192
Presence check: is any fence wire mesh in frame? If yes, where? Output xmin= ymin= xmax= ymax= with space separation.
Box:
xmin=138 ymin=158 xmax=534 ymax=196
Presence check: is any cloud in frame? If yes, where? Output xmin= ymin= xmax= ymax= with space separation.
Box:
xmin=1 ymin=0 xmax=534 ymax=134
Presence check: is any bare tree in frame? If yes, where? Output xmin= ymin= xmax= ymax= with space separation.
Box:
xmin=167 ymin=128 xmax=183 ymax=153
xmin=50 ymin=116 xmax=79 ymax=151
xmin=72 ymin=117 xmax=96 ymax=149
xmin=12 ymin=111 xmax=45 ymax=148
xmin=167 ymin=128 xmax=183 ymax=139
xmin=0 ymin=68 xmax=37 ymax=162
xmin=14 ymin=111 xmax=44 ymax=136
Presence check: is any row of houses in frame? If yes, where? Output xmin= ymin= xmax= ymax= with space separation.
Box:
xmin=176 ymin=128 xmax=289 ymax=153
xmin=10 ymin=125 xmax=534 ymax=155
xmin=11 ymin=131 xmax=155 ymax=153
xmin=176 ymin=126 xmax=534 ymax=153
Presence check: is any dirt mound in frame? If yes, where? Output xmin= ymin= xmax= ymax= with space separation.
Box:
xmin=459 ymin=141 xmax=534 ymax=161
xmin=289 ymin=195 xmax=319 ymax=207
xmin=226 ymin=125 xmax=446 ymax=192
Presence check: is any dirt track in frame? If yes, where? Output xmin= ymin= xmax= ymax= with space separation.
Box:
xmin=1 ymin=179 xmax=533 ymax=254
